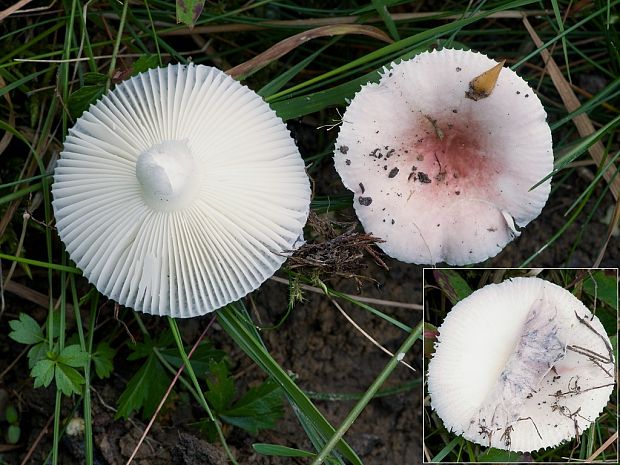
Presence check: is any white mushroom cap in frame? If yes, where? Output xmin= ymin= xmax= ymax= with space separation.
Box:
xmin=52 ymin=64 xmax=310 ymax=318
xmin=427 ymin=277 xmax=615 ymax=452
xmin=334 ymin=48 xmax=553 ymax=265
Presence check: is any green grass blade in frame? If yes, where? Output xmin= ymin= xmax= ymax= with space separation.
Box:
xmin=0 ymin=68 xmax=48 ymax=99
xmin=0 ymin=252 xmax=81 ymax=274
xmin=311 ymin=321 xmax=422 ymax=465
xmin=167 ymin=317 xmax=238 ymax=465
xmin=370 ymin=0 xmax=400 ymax=41
xmin=531 ymin=113 xmax=620 ymax=191
xmin=217 ymin=303 xmax=363 ymax=465
xmin=431 ymin=436 xmax=462 ymax=462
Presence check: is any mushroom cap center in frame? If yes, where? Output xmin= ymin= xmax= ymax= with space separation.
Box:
xmin=136 ymin=140 xmax=199 ymax=211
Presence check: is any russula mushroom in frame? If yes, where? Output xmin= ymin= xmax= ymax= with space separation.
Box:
xmin=427 ymin=277 xmax=615 ymax=452
xmin=52 ymin=64 xmax=310 ymax=317
xmin=333 ymin=48 xmax=553 ymax=265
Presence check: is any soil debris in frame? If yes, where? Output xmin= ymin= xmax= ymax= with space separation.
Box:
xmin=286 ymin=212 xmax=388 ymax=283
xmin=417 ymin=172 xmax=431 ymax=184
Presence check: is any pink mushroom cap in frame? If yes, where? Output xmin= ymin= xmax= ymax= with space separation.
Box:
xmin=334 ymin=48 xmax=553 ymax=265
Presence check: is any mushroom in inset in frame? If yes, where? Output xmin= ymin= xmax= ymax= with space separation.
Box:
xmin=427 ymin=277 xmax=615 ymax=452
xmin=52 ymin=64 xmax=311 ymax=317
xmin=333 ymin=48 xmax=553 ymax=265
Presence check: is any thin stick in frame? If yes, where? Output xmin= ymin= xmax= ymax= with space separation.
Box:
xmin=522 ymin=16 xmax=620 ymax=200
xmin=125 ymin=316 xmax=217 ymax=465
xmin=311 ymin=322 xmax=422 ymax=465
xmin=19 ymin=413 xmax=54 ymax=465
xmin=167 ymin=317 xmax=239 ymax=465
xmin=0 ymin=344 xmax=27 ymax=380
xmin=330 ymin=298 xmax=415 ymax=371
xmin=270 ymin=276 xmax=422 ymax=310
xmin=0 ymin=0 xmax=33 ymax=21
xmin=585 ymin=431 xmax=618 ymax=463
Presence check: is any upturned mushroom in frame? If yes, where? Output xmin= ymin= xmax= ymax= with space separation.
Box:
xmin=333 ymin=48 xmax=553 ymax=265
xmin=427 ymin=277 xmax=615 ymax=452
xmin=52 ymin=64 xmax=311 ymax=317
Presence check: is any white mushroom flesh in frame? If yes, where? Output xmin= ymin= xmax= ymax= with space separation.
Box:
xmin=52 ymin=64 xmax=311 ymax=317
xmin=427 ymin=277 xmax=615 ymax=452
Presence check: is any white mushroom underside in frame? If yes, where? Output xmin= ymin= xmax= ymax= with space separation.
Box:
xmin=427 ymin=277 xmax=615 ymax=452
xmin=52 ymin=65 xmax=310 ymax=317
xmin=334 ymin=49 xmax=553 ymax=265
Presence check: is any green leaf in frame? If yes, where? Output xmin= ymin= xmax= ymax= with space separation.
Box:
xmin=5 ymin=404 xmax=18 ymax=424
xmin=176 ymin=0 xmax=205 ymax=28
xmin=130 ymin=55 xmax=160 ymax=76
xmin=7 ymin=424 xmax=20 ymax=444
xmin=27 ymin=342 xmax=47 ymax=369
xmin=58 ymin=344 xmax=89 ymax=368
xmin=67 ymin=84 xmax=105 ymax=119
xmin=205 ymin=360 xmax=234 ymax=412
xmin=478 ymin=447 xmax=526 ymax=462
xmin=218 ymin=303 xmax=362 ymax=465
xmin=9 ymin=313 xmax=44 ymax=344
xmin=116 ymin=355 xmax=168 ymax=419
xmin=433 ymin=269 xmax=473 ymax=304
xmin=220 ymin=379 xmax=284 ymax=435
xmin=160 ymin=343 xmax=225 ymax=376
xmin=31 ymin=359 xmax=55 ymax=388
xmin=83 ymin=72 xmax=107 ymax=86
xmin=127 ymin=339 xmax=154 ymax=361
xmin=92 ymin=342 xmax=116 ymax=379
xmin=583 ymin=270 xmax=618 ymax=310
xmin=55 ymin=363 xmax=85 ymax=396
xmin=253 ymin=443 xmax=315 ymax=458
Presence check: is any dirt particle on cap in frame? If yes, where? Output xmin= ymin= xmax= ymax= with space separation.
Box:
xmin=455 ymin=190 xmax=461 ymax=195
xmin=386 ymin=148 xmax=396 ymax=158
xmin=487 ymin=227 xmax=497 ymax=232
xmin=358 ymin=196 xmax=372 ymax=206
xmin=525 ymin=94 xmax=529 ymax=98
xmin=345 ymin=159 xmax=351 ymax=165
xmin=418 ymin=172 xmax=431 ymax=184
xmin=416 ymin=154 xmax=424 ymax=161
xmin=391 ymin=219 xmax=395 ymax=225
xmin=339 ymin=145 xmax=349 ymax=154
xmin=359 ymin=182 xmax=365 ymax=194
xmin=516 ymin=90 xmax=521 ymax=95
xmin=383 ymin=165 xmax=388 ymax=170
xmin=452 ymin=109 xmax=458 ymax=113
xmin=388 ymin=167 xmax=399 ymax=178
xmin=456 ymin=67 xmax=462 ymax=72
xmin=369 ymin=148 xmax=382 ymax=158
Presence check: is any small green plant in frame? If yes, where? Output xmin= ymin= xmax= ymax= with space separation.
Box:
xmin=1 ymin=403 xmax=20 ymax=445
xmin=199 ymin=359 xmax=284 ymax=440
xmin=116 ymin=328 xmax=226 ymax=419
xmin=8 ymin=313 xmax=116 ymax=395
xmin=115 ymin=327 xmax=284 ymax=439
